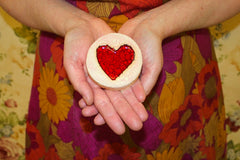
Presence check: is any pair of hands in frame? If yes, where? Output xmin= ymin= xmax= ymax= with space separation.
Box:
xmin=63 ymin=13 xmax=163 ymax=135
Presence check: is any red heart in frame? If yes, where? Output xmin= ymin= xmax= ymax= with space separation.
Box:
xmin=97 ymin=44 xmax=135 ymax=80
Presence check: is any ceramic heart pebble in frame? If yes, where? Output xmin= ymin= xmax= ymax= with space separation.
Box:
xmin=86 ymin=33 xmax=142 ymax=90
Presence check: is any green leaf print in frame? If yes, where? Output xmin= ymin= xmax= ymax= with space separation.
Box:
xmin=7 ymin=112 xmax=19 ymax=127
xmin=14 ymin=25 xmax=39 ymax=54
xmin=0 ymin=110 xmax=7 ymax=126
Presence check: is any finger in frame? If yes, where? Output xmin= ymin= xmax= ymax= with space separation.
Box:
xmin=88 ymin=79 xmax=126 ymax=135
xmin=64 ymin=30 xmax=94 ymax=105
xmin=94 ymin=113 xmax=106 ymax=126
xmin=121 ymin=87 xmax=148 ymax=122
xmin=81 ymin=105 xmax=99 ymax=117
xmin=79 ymin=98 xmax=87 ymax=108
xmin=139 ymin=41 xmax=163 ymax=96
xmin=140 ymin=60 xmax=163 ymax=95
xmin=141 ymin=68 xmax=157 ymax=95
xmin=105 ymin=90 xmax=143 ymax=131
xmin=64 ymin=60 xmax=93 ymax=105
xmin=131 ymin=79 xmax=146 ymax=102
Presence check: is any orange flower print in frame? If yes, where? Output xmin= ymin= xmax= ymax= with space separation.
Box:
xmin=101 ymin=14 xmax=129 ymax=32
xmin=75 ymin=151 xmax=89 ymax=160
xmin=76 ymin=1 xmax=89 ymax=13
xmin=146 ymin=147 xmax=183 ymax=160
xmin=38 ymin=65 xmax=72 ymax=124
xmin=26 ymin=122 xmax=46 ymax=160
xmin=199 ymin=136 xmax=217 ymax=160
xmin=158 ymin=78 xmax=185 ymax=124
xmin=159 ymin=95 xmax=204 ymax=147
xmin=44 ymin=147 xmax=60 ymax=160
xmin=197 ymin=61 xmax=222 ymax=119
xmin=93 ymin=143 xmax=141 ymax=160
xmin=50 ymin=37 xmax=67 ymax=78
xmin=119 ymin=0 xmax=162 ymax=18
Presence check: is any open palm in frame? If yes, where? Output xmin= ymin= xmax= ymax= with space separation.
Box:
xmin=118 ymin=13 xmax=164 ymax=96
xmin=64 ymin=17 xmax=148 ymax=135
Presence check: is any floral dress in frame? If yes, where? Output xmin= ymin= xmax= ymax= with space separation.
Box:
xmin=25 ymin=0 xmax=227 ymax=159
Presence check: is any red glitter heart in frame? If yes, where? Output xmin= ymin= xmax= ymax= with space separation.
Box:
xmin=97 ymin=44 xmax=135 ymax=80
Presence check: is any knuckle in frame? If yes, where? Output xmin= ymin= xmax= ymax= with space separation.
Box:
xmin=121 ymin=88 xmax=132 ymax=96
xmin=111 ymin=95 xmax=123 ymax=104
xmin=95 ymin=99 xmax=108 ymax=108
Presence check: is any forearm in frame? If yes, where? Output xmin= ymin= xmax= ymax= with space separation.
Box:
xmin=0 ymin=0 xmax=95 ymax=36
xmin=145 ymin=0 xmax=240 ymax=39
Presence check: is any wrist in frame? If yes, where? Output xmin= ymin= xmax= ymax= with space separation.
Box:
xmin=62 ymin=9 xmax=110 ymax=39
xmin=144 ymin=0 xmax=240 ymax=40
xmin=47 ymin=2 xmax=95 ymax=36
xmin=63 ymin=12 xmax=94 ymax=36
xmin=144 ymin=1 xmax=184 ymax=40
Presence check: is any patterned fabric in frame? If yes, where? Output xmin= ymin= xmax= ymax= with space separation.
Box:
xmin=24 ymin=0 xmax=227 ymax=159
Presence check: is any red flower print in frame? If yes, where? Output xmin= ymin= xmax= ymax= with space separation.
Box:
xmin=197 ymin=61 xmax=222 ymax=119
xmin=93 ymin=143 xmax=141 ymax=160
xmin=119 ymin=0 xmax=162 ymax=18
xmin=79 ymin=117 xmax=93 ymax=133
xmin=75 ymin=151 xmax=89 ymax=160
xmin=50 ymin=37 xmax=67 ymax=78
xmin=76 ymin=1 xmax=89 ymax=13
xmin=44 ymin=147 xmax=60 ymax=160
xmin=26 ymin=122 xmax=46 ymax=160
xmin=199 ymin=135 xmax=217 ymax=160
xmin=4 ymin=99 xmax=17 ymax=108
xmin=159 ymin=95 xmax=204 ymax=147
xmin=225 ymin=117 xmax=240 ymax=132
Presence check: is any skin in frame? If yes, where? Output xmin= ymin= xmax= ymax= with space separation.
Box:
xmin=1 ymin=0 xmax=240 ymax=135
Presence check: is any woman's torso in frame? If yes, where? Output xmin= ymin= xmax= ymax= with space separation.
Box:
xmin=25 ymin=1 xmax=226 ymax=159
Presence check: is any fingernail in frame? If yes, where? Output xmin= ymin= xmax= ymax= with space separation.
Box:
xmin=84 ymin=95 xmax=94 ymax=106
xmin=79 ymin=99 xmax=86 ymax=108
xmin=139 ymin=94 xmax=146 ymax=102
xmin=140 ymin=111 xmax=149 ymax=122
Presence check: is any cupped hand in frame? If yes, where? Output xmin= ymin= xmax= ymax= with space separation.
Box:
xmin=79 ymin=11 xmax=164 ymax=134
xmin=81 ymin=13 xmax=164 ymax=132
xmin=63 ymin=16 xmax=148 ymax=135
xmin=118 ymin=12 xmax=164 ymax=96
xmin=64 ymin=17 xmax=113 ymax=105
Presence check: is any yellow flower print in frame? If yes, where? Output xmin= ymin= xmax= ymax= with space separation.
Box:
xmin=147 ymin=147 xmax=183 ymax=160
xmin=38 ymin=66 xmax=72 ymax=124
xmin=158 ymin=78 xmax=185 ymax=124
xmin=101 ymin=14 xmax=128 ymax=32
